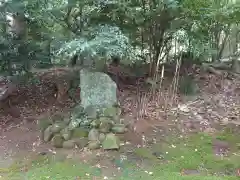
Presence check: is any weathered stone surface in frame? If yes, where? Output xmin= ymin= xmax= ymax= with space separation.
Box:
xmin=79 ymin=119 xmax=92 ymax=127
xmin=111 ymin=124 xmax=127 ymax=134
xmin=43 ymin=126 xmax=54 ymax=142
xmin=90 ymin=119 xmax=101 ymax=128
xmin=85 ymin=105 xmax=98 ymax=119
xmin=71 ymin=104 xmax=85 ymax=119
xmin=50 ymin=113 xmax=64 ymax=123
xmin=63 ymin=115 xmax=72 ymax=125
xmin=98 ymin=133 xmax=106 ymax=142
xmin=99 ymin=117 xmax=114 ymax=124
xmin=112 ymin=115 xmax=121 ymax=123
xmin=60 ymin=127 xmax=72 ymax=141
xmin=74 ymin=138 xmax=89 ymax=149
xmin=37 ymin=118 xmax=52 ymax=131
xmin=72 ymin=127 xmax=89 ymax=138
xmin=99 ymin=120 xmax=113 ymax=133
xmin=102 ymin=133 xmax=120 ymax=150
xmin=88 ymin=128 xmax=100 ymax=141
xmin=68 ymin=116 xmax=87 ymax=130
xmin=80 ymin=69 xmax=117 ymax=109
xmin=102 ymin=106 xmax=118 ymax=117
xmin=42 ymin=69 xmax=127 ymax=151
xmin=52 ymin=134 xmax=64 ymax=148
xmin=50 ymin=122 xmax=66 ymax=134
xmin=88 ymin=141 xmax=101 ymax=150
xmin=68 ymin=104 xmax=86 ymax=130
xmin=62 ymin=140 xmax=76 ymax=149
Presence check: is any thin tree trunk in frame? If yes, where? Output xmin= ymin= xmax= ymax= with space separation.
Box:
xmin=231 ymin=24 xmax=240 ymax=73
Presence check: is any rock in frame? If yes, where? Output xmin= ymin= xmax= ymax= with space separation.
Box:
xmin=112 ymin=115 xmax=121 ymax=123
xmin=37 ymin=118 xmax=52 ymax=131
xmin=91 ymin=119 xmax=101 ymax=128
xmin=99 ymin=120 xmax=113 ymax=133
xmin=52 ymin=134 xmax=64 ymax=148
xmin=43 ymin=126 xmax=54 ymax=142
xmin=102 ymin=133 xmax=120 ymax=150
xmin=68 ymin=116 xmax=87 ymax=130
xmin=74 ymin=138 xmax=89 ymax=149
xmin=63 ymin=115 xmax=72 ymax=125
xmin=50 ymin=122 xmax=66 ymax=133
xmin=71 ymin=104 xmax=85 ymax=119
xmin=85 ymin=105 xmax=98 ymax=119
xmin=62 ymin=140 xmax=76 ymax=149
xmin=68 ymin=104 xmax=86 ymax=129
xmin=88 ymin=141 xmax=101 ymax=150
xmin=72 ymin=127 xmax=89 ymax=138
xmin=80 ymin=69 xmax=117 ymax=109
xmin=50 ymin=113 xmax=64 ymax=123
xmin=63 ymin=118 xmax=71 ymax=125
xmin=68 ymin=87 xmax=79 ymax=103
xmin=88 ymin=128 xmax=100 ymax=141
xmin=99 ymin=133 xmax=106 ymax=142
xmin=60 ymin=127 xmax=72 ymax=141
xmin=99 ymin=116 xmax=113 ymax=123
xmin=103 ymin=106 xmax=119 ymax=117
xmin=111 ymin=124 xmax=127 ymax=134
xmin=79 ymin=119 xmax=92 ymax=127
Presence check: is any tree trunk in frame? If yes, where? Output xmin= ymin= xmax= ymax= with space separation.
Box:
xmin=231 ymin=24 xmax=240 ymax=73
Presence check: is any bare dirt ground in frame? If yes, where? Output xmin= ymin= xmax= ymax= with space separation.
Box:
xmin=0 ymin=67 xmax=239 ymax=176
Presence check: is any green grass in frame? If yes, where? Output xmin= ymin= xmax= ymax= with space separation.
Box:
xmin=3 ymin=158 xmax=99 ymax=180
xmin=3 ymin=131 xmax=240 ymax=179
xmin=133 ymin=131 xmax=240 ymax=179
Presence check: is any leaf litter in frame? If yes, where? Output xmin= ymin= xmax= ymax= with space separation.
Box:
xmin=0 ymin=67 xmax=239 ymax=178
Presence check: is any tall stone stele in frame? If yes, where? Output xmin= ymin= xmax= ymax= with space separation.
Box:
xmin=41 ymin=68 xmax=125 ymax=150
xmin=80 ymin=68 xmax=117 ymax=109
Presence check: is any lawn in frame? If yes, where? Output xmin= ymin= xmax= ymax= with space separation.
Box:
xmin=2 ymin=131 xmax=240 ymax=180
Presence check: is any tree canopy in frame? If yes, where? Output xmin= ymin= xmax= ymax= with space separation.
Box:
xmin=0 ymin=0 xmax=239 ymax=76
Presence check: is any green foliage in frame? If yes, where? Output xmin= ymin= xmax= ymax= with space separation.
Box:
xmin=55 ymin=24 xmax=136 ymax=65
xmin=181 ymin=0 xmax=240 ymax=61
xmin=0 ymin=0 xmax=240 ymax=76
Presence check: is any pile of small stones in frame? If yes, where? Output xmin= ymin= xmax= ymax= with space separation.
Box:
xmin=38 ymin=104 xmax=127 ymax=150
